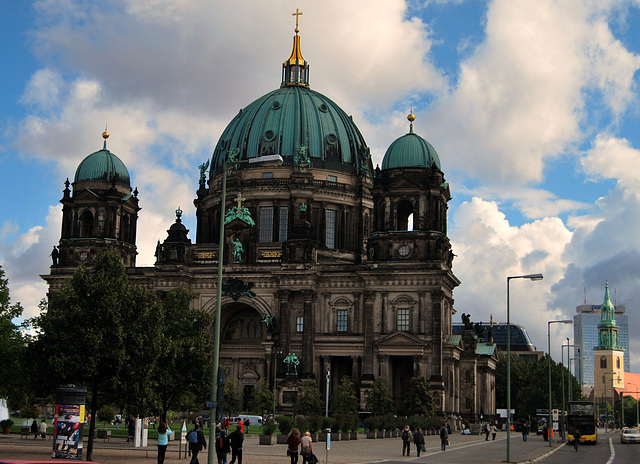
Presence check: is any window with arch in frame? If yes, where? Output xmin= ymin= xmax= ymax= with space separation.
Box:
xmin=600 ymin=356 xmax=607 ymax=369
xmin=79 ymin=210 xmax=94 ymax=238
xmin=396 ymin=199 xmax=414 ymax=231
xmin=616 ymin=357 xmax=621 ymax=369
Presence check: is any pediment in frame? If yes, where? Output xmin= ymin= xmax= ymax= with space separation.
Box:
xmin=387 ymin=175 xmax=422 ymax=190
xmin=376 ymin=331 xmax=426 ymax=348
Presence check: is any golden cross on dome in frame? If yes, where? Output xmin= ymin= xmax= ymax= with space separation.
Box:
xmin=234 ymin=192 xmax=246 ymax=210
xmin=292 ymin=8 xmax=303 ymax=31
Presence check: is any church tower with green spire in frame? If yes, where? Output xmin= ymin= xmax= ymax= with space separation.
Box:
xmin=593 ymin=282 xmax=624 ymax=408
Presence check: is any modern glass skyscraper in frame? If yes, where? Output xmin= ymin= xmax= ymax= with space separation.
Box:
xmin=574 ymin=302 xmax=629 ymax=387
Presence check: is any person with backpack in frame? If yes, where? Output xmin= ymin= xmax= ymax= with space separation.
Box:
xmin=188 ymin=422 xmax=206 ymax=464
xmin=401 ymin=425 xmax=413 ymax=456
xmin=413 ymin=427 xmax=425 ymax=457
xmin=300 ymin=431 xmax=314 ymax=464
xmin=215 ymin=426 xmax=231 ymax=464
xmin=439 ymin=423 xmax=449 ymax=451
xmin=228 ymin=424 xmax=244 ymax=464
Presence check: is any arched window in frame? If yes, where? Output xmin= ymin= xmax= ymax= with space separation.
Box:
xmin=79 ymin=210 xmax=94 ymax=238
xmin=396 ymin=200 xmax=414 ymax=231
xmin=616 ymin=357 xmax=621 ymax=369
xmin=600 ymin=356 xmax=607 ymax=369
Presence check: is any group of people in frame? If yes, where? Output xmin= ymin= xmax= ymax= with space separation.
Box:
xmin=399 ymin=423 xmax=450 ymax=456
xmin=482 ymin=422 xmax=498 ymax=441
xmin=29 ymin=419 xmax=48 ymax=439
xmin=286 ymin=428 xmax=317 ymax=464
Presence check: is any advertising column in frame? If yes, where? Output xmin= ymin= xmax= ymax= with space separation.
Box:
xmin=52 ymin=386 xmax=87 ymax=460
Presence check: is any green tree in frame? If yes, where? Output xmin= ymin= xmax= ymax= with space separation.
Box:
xmin=0 ymin=266 xmax=26 ymax=406
xmin=365 ymin=377 xmax=395 ymax=416
xmin=404 ymin=376 xmax=434 ymax=416
xmin=248 ymin=378 xmax=273 ymax=415
xmin=30 ymin=249 xmax=163 ymax=461
xmin=222 ymin=378 xmax=243 ymax=415
xmin=152 ymin=288 xmax=212 ymax=422
xmin=296 ymin=379 xmax=323 ymax=416
xmin=332 ymin=376 xmax=358 ymax=414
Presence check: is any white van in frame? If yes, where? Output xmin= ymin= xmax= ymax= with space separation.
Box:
xmin=227 ymin=415 xmax=263 ymax=427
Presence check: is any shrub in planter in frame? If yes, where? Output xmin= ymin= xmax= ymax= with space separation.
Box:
xmin=1 ymin=419 xmax=14 ymax=434
xmin=262 ymin=419 xmax=277 ymax=435
xmin=307 ymin=415 xmax=323 ymax=434
xmin=295 ymin=416 xmax=310 ymax=435
xmin=276 ymin=416 xmax=295 ymax=436
xmin=321 ymin=416 xmax=335 ymax=432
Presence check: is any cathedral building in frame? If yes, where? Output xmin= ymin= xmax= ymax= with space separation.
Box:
xmin=44 ymin=16 xmax=496 ymax=425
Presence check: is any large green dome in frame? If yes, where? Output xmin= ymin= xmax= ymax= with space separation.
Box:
xmin=74 ymin=134 xmax=130 ymax=186
xmin=210 ymin=26 xmax=371 ymax=177
xmin=381 ymin=116 xmax=441 ymax=171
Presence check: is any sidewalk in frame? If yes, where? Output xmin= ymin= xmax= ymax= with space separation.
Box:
xmin=0 ymin=430 xmax=566 ymax=464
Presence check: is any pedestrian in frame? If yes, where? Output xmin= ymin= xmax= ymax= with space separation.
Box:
xmin=188 ymin=422 xmax=206 ymax=464
xmin=401 ymin=425 xmax=413 ymax=456
xmin=573 ymin=427 xmax=581 ymax=452
xmin=439 ymin=423 xmax=449 ymax=451
xmin=39 ymin=419 xmax=47 ymax=439
xmin=228 ymin=424 xmax=244 ymax=464
xmin=30 ymin=419 xmax=38 ymax=439
xmin=300 ymin=431 xmax=314 ymax=464
xmin=485 ymin=423 xmax=490 ymax=441
xmin=222 ymin=417 xmax=230 ymax=432
xmin=156 ymin=421 xmax=173 ymax=464
xmin=522 ymin=421 xmax=528 ymax=442
xmin=542 ymin=423 xmax=548 ymax=441
xmin=215 ymin=426 xmax=231 ymax=464
xmin=127 ymin=415 xmax=136 ymax=443
xmin=238 ymin=417 xmax=244 ymax=433
xmin=287 ymin=428 xmax=301 ymax=464
xmin=245 ymin=418 xmax=250 ymax=434
xmin=491 ymin=423 xmax=497 ymax=440
xmin=413 ymin=427 xmax=425 ymax=457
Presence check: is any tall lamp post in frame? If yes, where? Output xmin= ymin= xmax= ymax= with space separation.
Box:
xmin=506 ymin=273 xmax=543 ymax=462
xmin=548 ymin=319 xmax=572 ymax=447
xmin=272 ymin=346 xmax=282 ymax=417
xmin=602 ymin=371 xmax=620 ymax=432
xmin=629 ymin=382 xmax=639 ymax=427
xmin=208 ymin=154 xmax=283 ymax=463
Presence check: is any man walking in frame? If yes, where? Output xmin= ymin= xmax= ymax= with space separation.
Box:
xmin=439 ymin=423 xmax=449 ymax=451
xmin=413 ymin=427 xmax=425 ymax=457
xmin=401 ymin=425 xmax=413 ymax=456
xmin=188 ymin=423 xmax=206 ymax=464
xmin=228 ymin=425 xmax=244 ymax=464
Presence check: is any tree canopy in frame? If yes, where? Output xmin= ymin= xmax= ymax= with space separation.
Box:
xmin=404 ymin=376 xmax=434 ymax=416
xmin=296 ymin=379 xmax=323 ymax=416
xmin=0 ymin=266 xmax=26 ymax=405
xmin=365 ymin=377 xmax=395 ymax=416
xmin=332 ymin=376 xmax=359 ymax=414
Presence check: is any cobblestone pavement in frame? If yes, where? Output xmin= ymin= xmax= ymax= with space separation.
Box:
xmin=0 ymin=430 xmax=567 ymax=464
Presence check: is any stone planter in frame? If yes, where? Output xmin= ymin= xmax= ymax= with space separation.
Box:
xmin=384 ymin=430 xmax=391 ymax=438
xmin=309 ymin=433 xmax=318 ymax=442
xmin=366 ymin=431 xmax=376 ymax=439
xmin=259 ymin=434 xmax=274 ymax=445
xmin=318 ymin=432 xmax=327 ymax=442
xmin=376 ymin=431 xmax=384 ymax=439
xmin=331 ymin=432 xmax=340 ymax=441
xmin=2 ymin=427 xmax=11 ymax=435
xmin=277 ymin=434 xmax=288 ymax=444
xmin=340 ymin=432 xmax=350 ymax=441
xmin=391 ymin=430 xmax=398 ymax=438
xmin=349 ymin=432 xmax=358 ymax=440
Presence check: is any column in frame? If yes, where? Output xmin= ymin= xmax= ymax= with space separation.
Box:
xmin=362 ymin=291 xmax=376 ymax=378
xmin=381 ymin=292 xmax=388 ymax=334
xmin=302 ymin=290 xmax=317 ymax=377
xmin=277 ymin=290 xmax=291 ymax=354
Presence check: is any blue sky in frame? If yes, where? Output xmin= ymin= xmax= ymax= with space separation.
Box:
xmin=2 ymin=0 xmax=640 ymax=380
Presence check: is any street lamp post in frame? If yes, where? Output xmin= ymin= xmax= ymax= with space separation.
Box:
xmin=208 ymin=154 xmax=283 ymax=464
xmin=602 ymin=371 xmax=619 ymax=432
xmin=548 ymin=319 xmax=572 ymax=447
xmin=506 ymin=273 xmax=543 ymax=462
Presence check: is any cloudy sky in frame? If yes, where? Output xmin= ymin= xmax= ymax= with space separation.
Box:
xmin=2 ymin=0 xmax=640 ymax=378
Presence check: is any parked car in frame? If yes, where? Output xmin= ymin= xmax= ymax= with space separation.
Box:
xmin=620 ymin=427 xmax=640 ymax=444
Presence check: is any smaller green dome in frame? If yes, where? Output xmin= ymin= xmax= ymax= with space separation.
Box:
xmin=74 ymin=136 xmax=130 ymax=186
xmin=381 ymin=114 xmax=441 ymax=170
